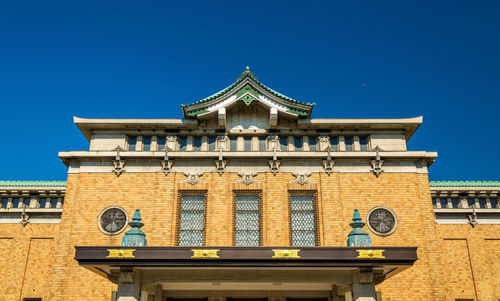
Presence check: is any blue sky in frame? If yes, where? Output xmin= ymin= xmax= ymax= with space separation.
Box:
xmin=0 ymin=1 xmax=499 ymax=181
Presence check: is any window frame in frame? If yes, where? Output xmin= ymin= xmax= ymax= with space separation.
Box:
xmin=176 ymin=191 xmax=208 ymax=246
xmin=232 ymin=190 xmax=263 ymax=246
xmin=288 ymin=190 xmax=319 ymax=247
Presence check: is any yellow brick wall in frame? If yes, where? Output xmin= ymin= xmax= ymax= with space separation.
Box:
xmin=4 ymin=171 xmax=499 ymax=300
xmin=437 ymin=224 xmax=500 ymax=301
xmin=0 ymin=224 xmax=59 ymax=301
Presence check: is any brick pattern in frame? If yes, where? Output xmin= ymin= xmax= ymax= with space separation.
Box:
xmin=437 ymin=224 xmax=500 ymax=300
xmin=1 ymin=171 xmax=499 ymax=300
xmin=0 ymin=224 xmax=59 ymax=301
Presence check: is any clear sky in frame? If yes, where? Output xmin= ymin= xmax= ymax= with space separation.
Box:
xmin=0 ymin=1 xmax=499 ymax=181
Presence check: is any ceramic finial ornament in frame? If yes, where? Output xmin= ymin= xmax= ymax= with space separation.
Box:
xmin=347 ymin=209 xmax=372 ymax=247
xmin=121 ymin=209 xmax=147 ymax=247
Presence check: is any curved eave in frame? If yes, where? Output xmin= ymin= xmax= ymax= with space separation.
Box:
xmin=74 ymin=117 xmax=199 ymax=141
xmin=182 ymin=76 xmax=314 ymax=118
xmin=298 ymin=116 xmax=423 ymax=141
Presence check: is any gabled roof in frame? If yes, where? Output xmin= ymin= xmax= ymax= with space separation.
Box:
xmin=430 ymin=181 xmax=500 ymax=187
xmin=181 ymin=67 xmax=315 ymax=118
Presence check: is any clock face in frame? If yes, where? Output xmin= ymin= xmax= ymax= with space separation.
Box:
xmin=368 ymin=208 xmax=397 ymax=235
xmin=99 ymin=207 xmax=127 ymax=235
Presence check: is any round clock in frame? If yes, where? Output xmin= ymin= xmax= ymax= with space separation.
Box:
xmin=367 ymin=207 xmax=397 ymax=236
xmin=98 ymin=206 xmax=128 ymax=235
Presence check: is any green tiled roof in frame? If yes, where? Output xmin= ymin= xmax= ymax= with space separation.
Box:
xmin=430 ymin=181 xmax=500 ymax=187
xmin=181 ymin=67 xmax=314 ymax=117
xmin=0 ymin=181 xmax=67 ymax=187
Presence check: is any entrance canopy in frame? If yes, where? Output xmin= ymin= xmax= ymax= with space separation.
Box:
xmin=75 ymin=246 xmax=417 ymax=301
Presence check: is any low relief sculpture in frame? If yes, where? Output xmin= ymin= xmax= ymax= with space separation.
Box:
xmin=322 ymin=146 xmax=335 ymax=175
xmin=181 ymin=172 xmax=205 ymax=185
xmin=268 ymin=147 xmax=280 ymax=175
xmin=371 ymin=146 xmax=384 ymax=177
xmin=112 ymin=146 xmax=126 ymax=177
xmin=160 ymin=147 xmax=174 ymax=176
xmin=214 ymin=148 xmax=228 ymax=175
xmin=468 ymin=205 xmax=478 ymax=227
xmin=290 ymin=172 xmax=314 ymax=185
xmin=237 ymin=172 xmax=258 ymax=185
xmin=20 ymin=204 xmax=30 ymax=227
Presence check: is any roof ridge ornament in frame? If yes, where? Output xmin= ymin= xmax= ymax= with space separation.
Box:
xmin=347 ymin=209 xmax=372 ymax=247
xmin=112 ymin=146 xmax=126 ymax=177
xmin=237 ymin=66 xmax=257 ymax=81
xmin=122 ymin=209 xmax=147 ymax=247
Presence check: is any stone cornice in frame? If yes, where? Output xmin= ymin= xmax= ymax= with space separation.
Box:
xmin=298 ymin=116 xmax=422 ymax=141
xmin=59 ymin=150 xmax=437 ymax=163
xmin=74 ymin=117 xmax=199 ymax=141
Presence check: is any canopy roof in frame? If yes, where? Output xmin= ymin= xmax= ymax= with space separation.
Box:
xmin=181 ymin=67 xmax=315 ymax=118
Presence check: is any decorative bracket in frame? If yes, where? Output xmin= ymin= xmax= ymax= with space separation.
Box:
xmin=160 ymin=147 xmax=174 ymax=176
xmin=370 ymin=146 xmax=384 ymax=178
xmin=20 ymin=204 xmax=30 ymax=227
xmin=214 ymin=148 xmax=228 ymax=175
xmin=237 ymin=172 xmax=258 ymax=185
xmin=181 ymin=172 xmax=205 ymax=185
xmin=268 ymin=147 xmax=281 ymax=175
xmin=112 ymin=146 xmax=126 ymax=177
xmin=322 ymin=146 xmax=335 ymax=175
xmin=468 ymin=205 xmax=478 ymax=228
xmin=290 ymin=172 xmax=314 ymax=185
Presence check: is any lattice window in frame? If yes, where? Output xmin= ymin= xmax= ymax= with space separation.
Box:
xmin=178 ymin=194 xmax=206 ymax=246
xmin=289 ymin=193 xmax=317 ymax=246
xmin=234 ymin=193 xmax=261 ymax=246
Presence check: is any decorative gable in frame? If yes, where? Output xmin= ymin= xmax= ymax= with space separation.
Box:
xmin=180 ymin=67 xmax=315 ymax=122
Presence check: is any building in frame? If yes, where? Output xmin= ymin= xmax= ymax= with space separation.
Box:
xmin=0 ymin=68 xmax=499 ymax=301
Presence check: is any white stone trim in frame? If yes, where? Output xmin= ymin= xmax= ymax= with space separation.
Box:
xmin=66 ymin=158 xmax=429 ymax=174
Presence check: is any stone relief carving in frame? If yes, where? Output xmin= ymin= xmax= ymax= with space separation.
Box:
xmin=370 ymin=146 xmax=384 ymax=177
xmin=268 ymin=148 xmax=280 ymax=175
xmin=20 ymin=205 xmax=30 ymax=227
xmin=290 ymin=172 xmax=314 ymax=185
xmin=322 ymin=146 xmax=335 ymax=175
xmin=318 ymin=136 xmax=331 ymax=151
xmin=237 ymin=172 xmax=258 ymax=185
xmin=468 ymin=205 xmax=478 ymax=227
xmin=181 ymin=172 xmax=205 ymax=185
xmin=166 ymin=136 xmax=178 ymax=151
xmin=216 ymin=135 xmax=229 ymax=151
xmin=214 ymin=149 xmax=228 ymax=175
xmin=266 ymin=135 xmax=280 ymax=151
xmin=112 ymin=146 xmax=126 ymax=177
xmin=160 ymin=147 xmax=174 ymax=176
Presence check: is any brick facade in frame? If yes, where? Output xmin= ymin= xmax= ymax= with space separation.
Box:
xmin=1 ymin=172 xmax=499 ymax=300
